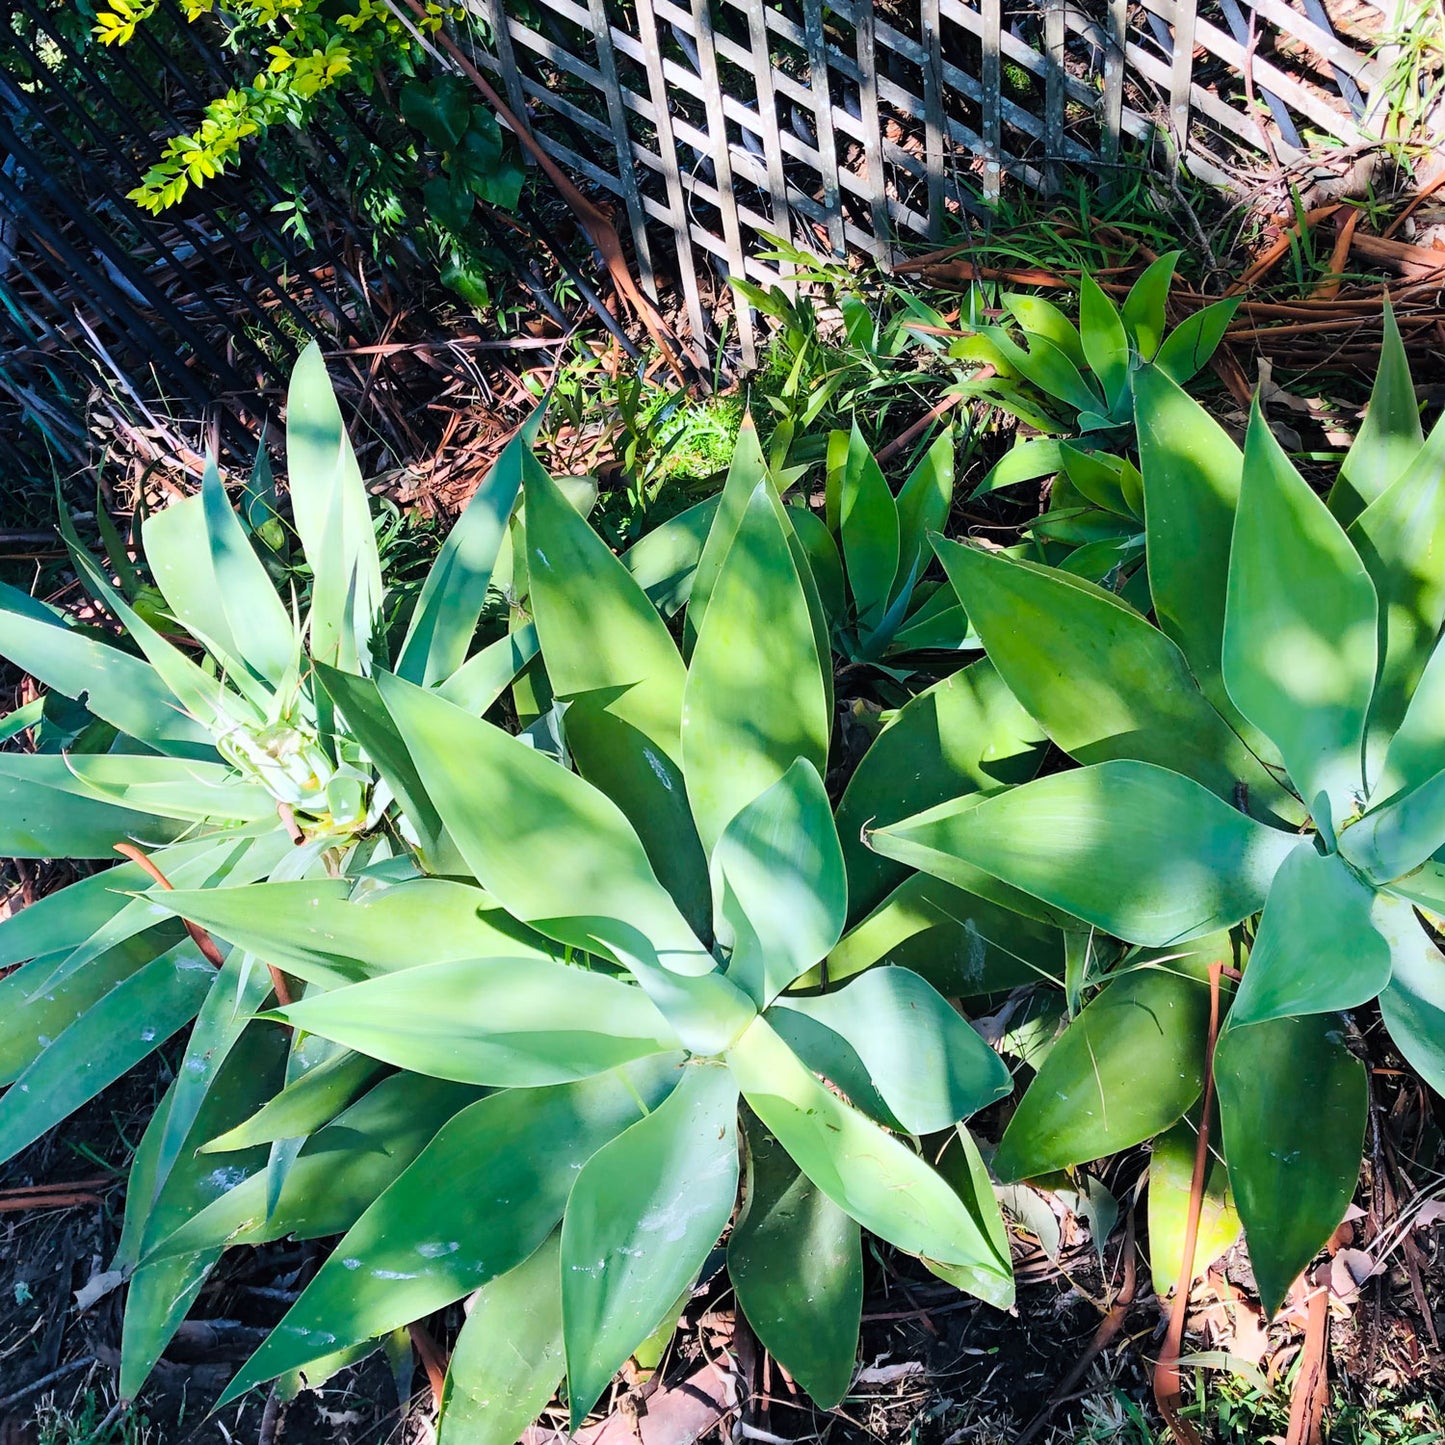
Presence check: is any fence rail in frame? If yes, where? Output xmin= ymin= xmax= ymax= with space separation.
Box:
xmin=467 ymin=0 xmax=1393 ymax=364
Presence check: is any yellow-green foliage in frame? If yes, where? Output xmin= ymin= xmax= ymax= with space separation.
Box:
xmin=94 ymin=0 xmax=457 ymax=211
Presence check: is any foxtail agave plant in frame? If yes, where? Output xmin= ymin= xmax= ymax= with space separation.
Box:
xmin=0 ymin=343 xmax=726 ymax=1401
xmin=873 ymin=311 xmax=1445 ymax=1313
xmin=128 ymin=425 xmax=1050 ymax=1436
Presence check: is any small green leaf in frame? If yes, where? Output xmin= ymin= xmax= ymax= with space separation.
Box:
xmin=156 ymin=877 xmax=556 ymax=988
xmin=397 ymin=414 xmax=536 ymax=686
xmin=893 ymin=431 xmax=954 ymax=606
xmin=835 ymin=659 xmax=1048 ymax=920
xmin=1329 ymin=301 xmax=1424 ymax=526
xmin=1224 ymin=401 xmax=1378 ymax=834
xmin=769 ymin=967 xmax=1010 ymax=1133
xmin=561 ymin=1063 xmax=739 ymax=1426
xmin=827 ymin=424 xmax=899 ymax=630
xmin=216 ymin=1057 xmax=682 ymax=1406
xmin=872 ymin=762 xmax=1296 ymax=947
xmin=729 ymin=1117 xmax=861 ymax=1409
xmin=715 ymin=759 xmax=845 ymax=1007
xmin=1153 ymin=297 xmax=1241 ymax=384
xmin=933 ymin=538 xmax=1294 ymax=821
xmin=1002 ymin=293 xmax=1087 ymax=368
xmin=1376 ymin=627 xmax=1445 ymax=799
xmin=727 ymin=1016 xmax=1013 ymax=1288
xmin=824 ymin=872 xmax=1065 ymax=995
xmin=1229 ymin=842 xmax=1391 ymax=1026
xmin=682 ymin=481 xmax=830 ymax=855
xmin=1078 ymin=273 xmax=1130 ymax=414
xmin=285 ymin=341 xmax=383 ymax=671
xmin=1120 ymin=251 xmax=1180 ymax=361
xmin=523 ymin=454 xmax=708 ymax=931
xmin=1148 ymin=1111 xmax=1239 ymax=1295
xmin=1215 ymin=1014 xmax=1366 ymax=1316
xmin=1375 ymin=895 xmax=1445 ymax=1096
xmin=439 ymin=1233 xmax=564 ymax=1445
xmin=994 ymin=962 xmax=1215 ymax=1181
xmin=202 ymin=1049 xmax=386 ymax=1153
xmin=269 ymin=957 xmax=679 ymax=1086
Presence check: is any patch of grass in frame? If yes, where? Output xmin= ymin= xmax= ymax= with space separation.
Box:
xmin=32 ymin=1392 xmax=152 ymax=1445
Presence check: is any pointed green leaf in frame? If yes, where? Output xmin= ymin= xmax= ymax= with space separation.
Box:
xmin=523 ymin=456 xmax=708 ymax=931
xmin=1374 ymin=895 xmax=1445 ymax=1096
xmin=770 ymin=966 xmax=1010 ymax=1133
xmin=148 ymin=1074 xmax=479 ymax=1259
xmin=156 ymin=877 xmax=555 ymax=988
xmin=934 ymin=538 xmax=1294 ymax=821
xmin=1215 ymin=1014 xmax=1366 ymax=1315
xmin=202 ymin=1048 xmax=386 ymax=1153
xmin=0 ymin=753 xmax=194 ymax=859
xmin=397 ymin=413 xmax=537 ymax=685
xmin=981 ymin=325 xmax=1102 ymax=415
xmin=995 ymin=959 xmax=1217 ymax=1181
xmin=439 ymin=1233 xmax=564 ymax=1445
xmin=621 ymin=494 xmax=721 ymax=619
xmin=1134 ymin=364 xmax=1259 ymax=742
xmin=1377 ymin=626 xmax=1445 ymax=799
xmin=924 ymin=1125 xmax=1016 ymax=1309
xmin=828 ymin=424 xmax=899 ymax=629
xmin=824 ymin=871 xmax=1066 ymax=996
xmin=0 ymin=938 xmax=215 ymax=1165
xmin=119 ymin=1021 xmax=290 ymax=1396
xmin=38 ymin=753 xmax=271 ymax=825
xmin=727 ymin=1016 xmax=1012 ymax=1289
xmin=1224 ymin=402 xmax=1378 ymax=833
xmin=0 ymin=930 xmax=172 ymax=1087
xmin=872 ymin=762 xmax=1297 ymax=947
xmin=893 ymin=431 xmax=954 ymax=605
xmin=1329 ymin=302 xmax=1424 ymax=525
xmin=375 ymin=673 xmax=753 ymax=1052
xmin=285 ymin=341 xmax=383 ymax=670
xmin=1120 ymin=251 xmax=1180 ymax=361
xmin=1148 ymin=1111 xmax=1239 ymax=1295
xmin=216 ymin=1057 xmax=682 ymax=1405
xmin=1229 ymin=843 xmax=1391 ymax=1026
xmin=713 ymin=758 xmax=845 ymax=1007
xmin=682 ymin=481 xmax=830 ymax=855
xmin=1153 ymin=297 xmax=1241 ymax=384
xmin=142 ymin=461 xmax=296 ymax=688
xmin=1339 ymin=763 xmax=1445 ymax=884
xmin=1079 ymin=273 xmax=1130 ymax=414
xmin=1002 ymin=293 xmax=1087 ymax=368
xmin=1349 ymin=410 xmax=1445 ymax=783
xmin=269 ymin=957 xmax=679 ymax=1085
xmin=836 ymin=659 xmax=1048 ymax=919
xmin=561 ymin=1063 xmax=739 ymax=1426
xmin=729 ymin=1117 xmax=861 ymax=1409
xmin=0 ymin=582 xmax=215 ymax=757
xmin=971 ymin=436 xmax=1064 ymax=500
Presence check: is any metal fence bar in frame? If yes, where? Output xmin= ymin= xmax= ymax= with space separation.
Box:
xmin=921 ymin=0 xmax=946 ymax=240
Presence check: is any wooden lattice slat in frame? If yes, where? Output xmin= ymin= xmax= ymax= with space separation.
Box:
xmin=465 ymin=0 xmax=1391 ymax=351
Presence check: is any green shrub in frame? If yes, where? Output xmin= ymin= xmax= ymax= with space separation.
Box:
xmin=114 ymin=423 xmax=1047 ymax=1430
xmin=872 ymin=306 xmax=1445 ymax=1312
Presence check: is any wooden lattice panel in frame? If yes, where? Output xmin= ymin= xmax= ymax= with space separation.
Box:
xmin=466 ymin=0 xmax=1389 ymax=362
